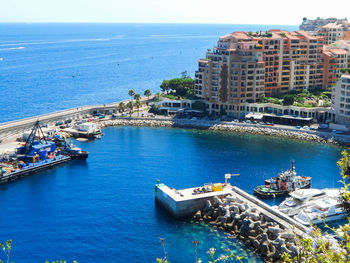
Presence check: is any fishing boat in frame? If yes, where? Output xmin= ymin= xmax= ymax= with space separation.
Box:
xmin=277 ymin=188 xmax=340 ymax=217
xmin=294 ymin=196 xmax=347 ymax=225
xmin=253 ymin=160 xmax=311 ymax=198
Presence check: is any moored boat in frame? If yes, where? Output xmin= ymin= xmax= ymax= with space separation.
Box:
xmin=278 ymin=188 xmax=340 ymax=217
xmin=61 ymin=143 xmax=89 ymax=160
xmin=254 ymin=160 xmax=311 ymax=198
xmin=294 ymin=196 xmax=347 ymax=225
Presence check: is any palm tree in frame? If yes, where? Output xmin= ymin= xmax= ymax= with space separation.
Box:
xmin=134 ymin=93 xmax=141 ymax=101
xmin=127 ymin=101 xmax=134 ymax=117
xmin=118 ymin=102 xmax=125 ymax=113
xmin=144 ymin=89 xmax=152 ymax=102
xmin=128 ymin=89 xmax=135 ymax=100
xmin=135 ymin=99 xmax=142 ymax=117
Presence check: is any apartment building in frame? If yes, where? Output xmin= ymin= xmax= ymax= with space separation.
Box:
xmin=317 ymin=22 xmax=350 ymax=45
xmin=323 ymin=49 xmax=348 ymax=88
xmin=194 ymin=30 xmax=325 ymax=117
xmin=332 ymin=74 xmax=350 ymax=124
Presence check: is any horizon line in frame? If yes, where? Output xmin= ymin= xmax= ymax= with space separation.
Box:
xmin=0 ymin=21 xmax=298 ymax=26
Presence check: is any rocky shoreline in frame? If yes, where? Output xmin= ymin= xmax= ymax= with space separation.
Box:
xmin=192 ymin=195 xmax=299 ymax=262
xmin=98 ymin=118 xmax=344 ymax=145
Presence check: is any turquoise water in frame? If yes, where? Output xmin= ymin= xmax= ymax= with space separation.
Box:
xmin=0 ymin=127 xmax=343 ymax=262
xmin=0 ymin=23 xmax=297 ymax=123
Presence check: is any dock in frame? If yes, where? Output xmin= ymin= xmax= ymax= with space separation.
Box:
xmin=155 ymin=182 xmax=311 ymax=261
xmin=0 ymin=156 xmax=70 ymax=184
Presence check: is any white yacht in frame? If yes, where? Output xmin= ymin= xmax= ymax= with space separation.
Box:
xmin=293 ymin=196 xmax=347 ymax=225
xmin=278 ymin=188 xmax=339 ymax=217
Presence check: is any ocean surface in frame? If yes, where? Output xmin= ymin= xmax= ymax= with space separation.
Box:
xmin=0 ymin=23 xmax=297 ymax=123
xmin=0 ymin=127 xmax=344 ymax=262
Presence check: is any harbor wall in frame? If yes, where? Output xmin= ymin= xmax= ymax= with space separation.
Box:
xmin=155 ymin=184 xmax=230 ymax=218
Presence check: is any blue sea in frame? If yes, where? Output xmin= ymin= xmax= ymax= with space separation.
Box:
xmin=0 ymin=127 xmax=344 ymax=262
xmin=1 ymin=23 xmax=342 ymax=263
xmin=0 ymin=23 xmax=296 ymax=123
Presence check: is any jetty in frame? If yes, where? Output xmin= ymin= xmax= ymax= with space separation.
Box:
xmin=0 ymin=155 xmax=70 ymax=184
xmin=155 ymin=182 xmax=311 ymax=261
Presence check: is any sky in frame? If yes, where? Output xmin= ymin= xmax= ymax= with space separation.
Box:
xmin=0 ymin=0 xmax=349 ymax=24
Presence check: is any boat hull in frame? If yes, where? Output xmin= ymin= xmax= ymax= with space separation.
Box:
xmin=254 ymin=181 xmax=311 ymax=198
xmin=67 ymin=151 xmax=89 ymax=160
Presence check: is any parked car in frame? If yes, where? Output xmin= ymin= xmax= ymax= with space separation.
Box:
xmin=55 ymin=120 xmax=64 ymax=126
xmin=295 ymin=126 xmax=301 ymax=129
xmin=319 ymin=124 xmax=329 ymax=129
xmin=302 ymin=126 xmax=310 ymax=130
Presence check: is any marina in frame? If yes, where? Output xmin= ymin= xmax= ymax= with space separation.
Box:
xmin=155 ymin=181 xmax=311 ymax=261
xmin=1 ymin=20 xmax=350 ymax=262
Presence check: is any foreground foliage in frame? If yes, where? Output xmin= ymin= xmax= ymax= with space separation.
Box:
xmin=282 ymin=150 xmax=350 ymax=262
xmin=0 ymin=240 xmax=77 ymax=263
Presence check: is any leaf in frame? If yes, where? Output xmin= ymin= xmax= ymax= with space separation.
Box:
xmin=6 ymin=240 xmax=11 ymax=253
xmin=0 ymin=243 xmax=4 ymax=251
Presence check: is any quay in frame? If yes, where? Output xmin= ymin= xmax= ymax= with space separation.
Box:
xmin=155 ymin=181 xmax=310 ymax=261
xmin=0 ymin=155 xmax=70 ymax=184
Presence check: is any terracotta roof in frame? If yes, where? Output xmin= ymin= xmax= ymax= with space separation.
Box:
xmin=231 ymin=32 xmax=252 ymax=40
xmin=322 ymin=22 xmax=343 ymax=29
xmin=329 ymin=48 xmax=347 ymax=55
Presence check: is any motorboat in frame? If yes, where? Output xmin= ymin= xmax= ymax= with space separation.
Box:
xmin=278 ymin=188 xmax=340 ymax=217
xmin=293 ymin=196 xmax=347 ymax=225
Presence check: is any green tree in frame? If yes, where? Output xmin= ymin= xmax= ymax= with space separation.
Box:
xmin=134 ymin=93 xmax=141 ymax=101
xmin=128 ymin=89 xmax=135 ymax=100
xmin=160 ymin=80 xmax=170 ymax=93
xmin=135 ymin=99 xmax=142 ymax=117
xmin=144 ymin=89 xmax=152 ymax=101
xmin=181 ymin=71 xmax=190 ymax=79
xmin=118 ymin=102 xmax=125 ymax=113
xmin=127 ymin=101 xmax=134 ymax=117
xmin=338 ymin=150 xmax=350 ymax=212
xmin=283 ymin=94 xmax=295 ymax=105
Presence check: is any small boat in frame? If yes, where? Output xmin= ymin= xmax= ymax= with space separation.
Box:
xmin=254 ymin=160 xmax=311 ymax=198
xmin=61 ymin=143 xmax=88 ymax=160
xmin=278 ymin=188 xmax=340 ymax=217
xmin=294 ymin=197 xmax=347 ymax=225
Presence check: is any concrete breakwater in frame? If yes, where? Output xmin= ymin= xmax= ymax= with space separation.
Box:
xmin=99 ymin=118 xmax=343 ymax=145
xmin=192 ymin=194 xmax=299 ymax=262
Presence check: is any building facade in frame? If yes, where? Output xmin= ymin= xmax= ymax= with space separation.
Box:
xmin=332 ymin=74 xmax=350 ymax=124
xmin=194 ymin=30 xmax=327 ymax=117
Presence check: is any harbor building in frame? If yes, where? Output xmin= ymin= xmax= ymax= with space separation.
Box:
xmin=332 ymin=74 xmax=350 ymax=125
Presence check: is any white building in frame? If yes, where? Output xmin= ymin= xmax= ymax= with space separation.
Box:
xmin=332 ymin=74 xmax=350 ymax=125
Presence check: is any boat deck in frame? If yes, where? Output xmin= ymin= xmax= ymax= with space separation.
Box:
xmin=0 ymin=156 xmax=71 ymax=184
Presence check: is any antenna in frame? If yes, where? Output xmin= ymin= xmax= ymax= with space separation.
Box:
xmin=225 ymin=173 xmax=240 ymax=185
